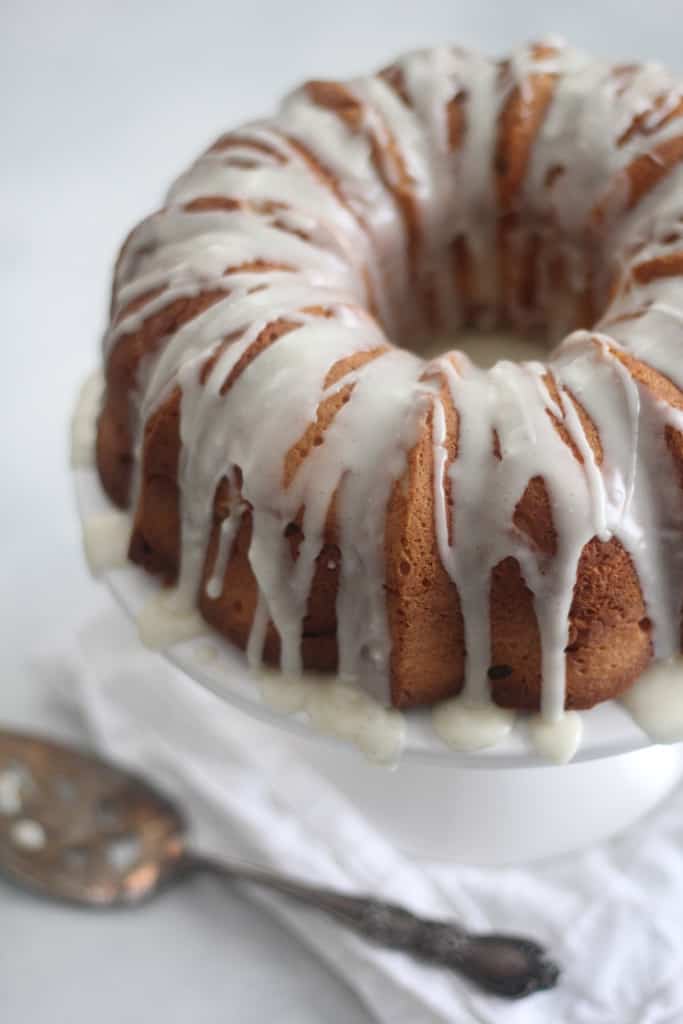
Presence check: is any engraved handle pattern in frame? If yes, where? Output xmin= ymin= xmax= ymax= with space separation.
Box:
xmin=193 ymin=857 xmax=560 ymax=999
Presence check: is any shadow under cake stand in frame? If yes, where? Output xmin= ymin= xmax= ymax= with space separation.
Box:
xmin=74 ymin=463 xmax=683 ymax=866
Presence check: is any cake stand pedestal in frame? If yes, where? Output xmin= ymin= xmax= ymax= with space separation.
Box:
xmin=74 ymin=464 xmax=683 ymax=866
xmin=208 ymin=707 xmax=683 ymax=865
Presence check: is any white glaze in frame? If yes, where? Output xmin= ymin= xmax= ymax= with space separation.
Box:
xmin=194 ymin=641 xmax=220 ymax=665
xmin=433 ymin=698 xmax=515 ymax=751
xmin=528 ymin=711 xmax=583 ymax=765
xmin=137 ymin=591 xmax=207 ymax=649
xmin=83 ymin=512 xmax=131 ymax=574
xmin=96 ymin=41 xmax=683 ymax=761
xmin=259 ymin=670 xmax=312 ymax=714
xmin=71 ymin=370 xmax=104 ymax=467
xmin=259 ymin=671 xmax=405 ymax=763
xmin=623 ymin=658 xmax=683 ymax=742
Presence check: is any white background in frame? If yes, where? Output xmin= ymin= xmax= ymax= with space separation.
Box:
xmin=3 ymin=1 xmax=683 ymax=1020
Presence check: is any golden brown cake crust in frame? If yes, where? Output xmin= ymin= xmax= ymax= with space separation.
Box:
xmin=96 ymin=41 xmax=683 ymax=711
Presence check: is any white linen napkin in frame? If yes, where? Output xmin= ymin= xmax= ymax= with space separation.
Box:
xmin=36 ymin=607 xmax=683 ymax=1024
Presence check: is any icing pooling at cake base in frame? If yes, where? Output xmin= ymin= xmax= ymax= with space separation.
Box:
xmin=528 ymin=710 xmax=583 ymax=765
xmin=78 ymin=379 xmax=683 ymax=766
xmin=137 ymin=590 xmax=208 ymax=649
xmin=95 ymin=39 xmax=683 ymax=737
xmin=74 ymin=361 xmax=683 ymax=762
xmin=432 ymin=698 xmax=515 ymax=752
xmin=71 ymin=372 xmax=105 ymax=468
xmin=622 ymin=658 xmax=683 ymax=742
xmin=82 ymin=512 xmax=131 ymax=575
xmin=258 ymin=672 xmax=406 ymax=764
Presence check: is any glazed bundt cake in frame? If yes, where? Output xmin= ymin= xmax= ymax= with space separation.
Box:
xmin=96 ymin=40 xmax=683 ymax=721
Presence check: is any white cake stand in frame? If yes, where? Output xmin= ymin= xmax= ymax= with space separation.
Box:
xmin=74 ymin=463 xmax=683 ymax=866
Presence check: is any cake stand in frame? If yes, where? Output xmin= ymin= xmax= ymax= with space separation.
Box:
xmin=73 ymin=461 xmax=683 ymax=866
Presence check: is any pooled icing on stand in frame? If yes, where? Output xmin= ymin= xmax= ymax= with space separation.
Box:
xmin=73 ymin=371 xmax=135 ymax=574
xmin=258 ymin=671 xmax=406 ymax=763
xmin=71 ymin=371 xmax=104 ymax=468
xmin=432 ymin=698 xmax=515 ymax=752
xmin=82 ymin=512 xmax=132 ymax=574
xmin=623 ymin=658 xmax=683 ymax=742
xmin=91 ymin=41 xmax=683 ymax=761
xmin=528 ymin=711 xmax=583 ymax=765
xmin=137 ymin=591 xmax=208 ymax=649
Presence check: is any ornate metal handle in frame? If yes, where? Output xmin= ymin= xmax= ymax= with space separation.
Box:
xmin=191 ymin=856 xmax=559 ymax=999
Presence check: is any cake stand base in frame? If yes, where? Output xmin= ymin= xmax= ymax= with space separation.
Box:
xmin=248 ymin=716 xmax=683 ymax=865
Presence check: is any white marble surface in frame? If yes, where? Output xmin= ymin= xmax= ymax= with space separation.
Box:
xmin=2 ymin=1 xmax=683 ymax=1020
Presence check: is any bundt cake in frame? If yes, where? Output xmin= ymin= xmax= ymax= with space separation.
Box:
xmin=95 ymin=40 xmax=683 ymax=723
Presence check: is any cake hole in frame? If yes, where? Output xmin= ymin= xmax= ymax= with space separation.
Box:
xmin=487 ymin=664 xmax=513 ymax=680
xmin=399 ymin=559 xmax=411 ymax=576
xmin=313 ymin=435 xmax=324 ymax=446
xmin=639 ymin=617 xmax=652 ymax=632
xmin=420 ymin=327 xmax=548 ymax=368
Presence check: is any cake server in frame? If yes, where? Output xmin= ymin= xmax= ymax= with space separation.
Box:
xmin=0 ymin=728 xmax=559 ymax=999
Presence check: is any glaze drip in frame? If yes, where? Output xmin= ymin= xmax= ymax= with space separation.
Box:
xmin=96 ymin=40 xmax=683 ymax=724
